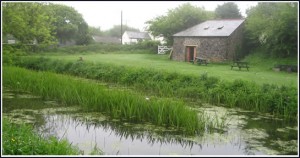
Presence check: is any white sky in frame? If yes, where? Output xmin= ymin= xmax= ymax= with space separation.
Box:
xmin=51 ymin=1 xmax=258 ymax=31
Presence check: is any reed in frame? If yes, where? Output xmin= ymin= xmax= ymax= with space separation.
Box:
xmin=3 ymin=66 xmax=210 ymax=135
xmin=11 ymin=56 xmax=298 ymax=121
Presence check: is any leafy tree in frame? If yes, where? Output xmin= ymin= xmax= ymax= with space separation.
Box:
xmin=2 ymin=2 xmax=92 ymax=47
xmin=215 ymin=2 xmax=242 ymax=19
xmin=76 ymin=21 xmax=93 ymax=45
xmin=103 ymin=25 xmax=139 ymax=37
xmin=47 ymin=3 xmax=91 ymax=45
xmin=245 ymin=2 xmax=297 ymax=57
xmin=146 ymin=3 xmax=214 ymax=45
xmin=89 ymin=26 xmax=103 ymax=36
xmin=2 ymin=2 xmax=56 ymax=46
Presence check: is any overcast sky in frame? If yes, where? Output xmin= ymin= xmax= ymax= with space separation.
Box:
xmin=51 ymin=1 xmax=258 ymax=31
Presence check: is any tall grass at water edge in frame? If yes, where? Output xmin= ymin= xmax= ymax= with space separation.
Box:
xmin=3 ymin=66 xmax=209 ymax=135
xmin=11 ymin=57 xmax=298 ymax=121
xmin=2 ymin=118 xmax=81 ymax=155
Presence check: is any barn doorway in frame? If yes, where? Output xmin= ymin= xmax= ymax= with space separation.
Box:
xmin=186 ymin=46 xmax=196 ymax=62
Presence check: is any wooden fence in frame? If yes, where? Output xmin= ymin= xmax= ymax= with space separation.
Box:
xmin=157 ymin=45 xmax=172 ymax=54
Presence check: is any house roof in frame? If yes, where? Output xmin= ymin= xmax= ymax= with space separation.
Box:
xmin=173 ymin=19 xmax=245 ymax=37
xmin=124 ymin=31 xmax=151 ymax=39
xmin=92 ymin=36 xmax=120 ymax=44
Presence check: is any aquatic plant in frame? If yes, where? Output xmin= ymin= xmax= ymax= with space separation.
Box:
xmin=3 ymin=66 xmax=210 ymax=135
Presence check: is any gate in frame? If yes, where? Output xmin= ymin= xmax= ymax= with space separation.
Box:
xmin=158 ymin=45 xmax=172 ymax=54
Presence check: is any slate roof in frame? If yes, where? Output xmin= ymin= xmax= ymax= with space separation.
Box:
xmin=173 ymin=19 xmax=245 ymax=37
xmin=92 ymin=36 xmax=120 ymax=44
xmin=125 ymin=31 xmax=151 ymax=39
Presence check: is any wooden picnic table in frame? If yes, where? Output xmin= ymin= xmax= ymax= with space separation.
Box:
xmin=194 ymin=57 xmax=208 ymax=66
xmin=231 ymin=61 xmax=249 ymax=71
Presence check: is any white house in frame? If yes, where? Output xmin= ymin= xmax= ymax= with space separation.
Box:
xmin=122 ymin=31 xmax=151 ymax=44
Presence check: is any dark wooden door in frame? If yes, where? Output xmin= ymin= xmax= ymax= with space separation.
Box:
xmin=186 ymin=46 xmax=196 ymax=62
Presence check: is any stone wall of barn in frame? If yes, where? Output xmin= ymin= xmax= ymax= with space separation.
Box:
xmin=172 ymin=37 xmax=228 ymax=62
xmin=227 ymin=22 xmax=244 ymax=61
xmin=172 ymin=37 xmax=186 ymax=61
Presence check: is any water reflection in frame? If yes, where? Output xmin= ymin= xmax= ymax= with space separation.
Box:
xmin=37 ymin=114 xmax=202 ymax=155
xmin=2 ymin=89 xmax=298 ymax=155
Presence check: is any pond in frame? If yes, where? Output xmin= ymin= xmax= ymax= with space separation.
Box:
xmin=2 ymin=89 xmax=298 ymax=155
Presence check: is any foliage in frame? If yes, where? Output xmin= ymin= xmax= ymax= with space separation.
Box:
xmin=245 ymin=2 xmax=298 ymax=57
xmin=136 ymin=40 xmax=160 ymax=54
xmin=2 ymin=44 xmax=29 ymax=66
xmin=89 ymin=26 xmax=103 ymax=36
xmin=2 ymin=2 xmax=92 ymax=49
xmin=146 ymin=3 xmax=214 ymax=45
xmin=2 ymin=2 xmax=57 ymax=46
xmin=11 ymin=56 xmax=298 ymax=121
xmin=3 ymin=66 xmax=212 ymax=135
xmin=215 ymin=2 xmax=243 ymax=19
xmin=40 ymin=41 xmax=160 ymax=54
xmin=102 ymin=24 xmax=140 ymax=37
xmin=75 ymin=21 xmax=93 ymax=45
xmin=47 ymin=3 xmax=92 ymax=45
xmin=88 ymin=24 xmax=140 ymax=40
xmin=2 ymin=118 xmax=81 ymax=155
xmin=243 ymin=48 xmax=298 ymax=69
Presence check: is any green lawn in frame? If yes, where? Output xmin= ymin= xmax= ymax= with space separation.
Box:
xmin=42 ymin=53 xmax=298 ymax=87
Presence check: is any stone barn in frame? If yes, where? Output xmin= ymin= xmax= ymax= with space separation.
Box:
xmin=171 ymin=19 xmax=245 ymax=62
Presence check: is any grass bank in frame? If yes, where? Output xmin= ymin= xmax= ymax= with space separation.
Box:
xmin=10 ymin=56 xmax=298 ymax=121
xmin=41 ymin=53 xmax=297 ymax=87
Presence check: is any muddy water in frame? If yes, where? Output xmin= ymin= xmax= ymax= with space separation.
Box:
xmin=2 ymin=89 xmax=298 ymax=155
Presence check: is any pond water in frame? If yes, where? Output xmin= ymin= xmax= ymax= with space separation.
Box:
xmin=2 ymin=89 xmax=298 ymax=155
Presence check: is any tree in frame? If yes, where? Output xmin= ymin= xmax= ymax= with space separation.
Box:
xmin=245 ymin=2 xmax=297 ymax=57
xmin=89 ymin=26 xmax=103 ymax=36
xmin=103 ymin=25 xmax=139 ymax=37
xmin=215 ymin=2 xmax=242 ymax=19
xmin=76 ymin=21 xmax=93 ymax=45
xmin=47 ymin=3 xmax=91 ymax=45
xmin=146 ymin=3 xmax=214 ymax=45
xmin=2 ymin=2 xmax=56 ymax=46
xmin=2 ymin=2 xmax=92 ymax=47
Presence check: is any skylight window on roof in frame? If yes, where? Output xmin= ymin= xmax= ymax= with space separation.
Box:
xmin=217 ymin=26 xmax=224 ymax=29
xmin=204 ymin=26 xmax=209 ymax=30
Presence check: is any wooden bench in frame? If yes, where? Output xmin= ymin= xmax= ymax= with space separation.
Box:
xmin=231 ymin=61 xmax=249 ymax=71
xmin=194 ymin=57 xmax=208 ymax=66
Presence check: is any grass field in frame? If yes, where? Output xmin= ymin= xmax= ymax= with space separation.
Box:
xmin=40 ymin=53 xmax=298 ymax=87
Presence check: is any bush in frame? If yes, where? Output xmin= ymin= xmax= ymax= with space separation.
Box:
xmin=40 ymin=41 xmax=161 ymax=54
xmin=2 ymin=44 xmax=27 ymax=66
